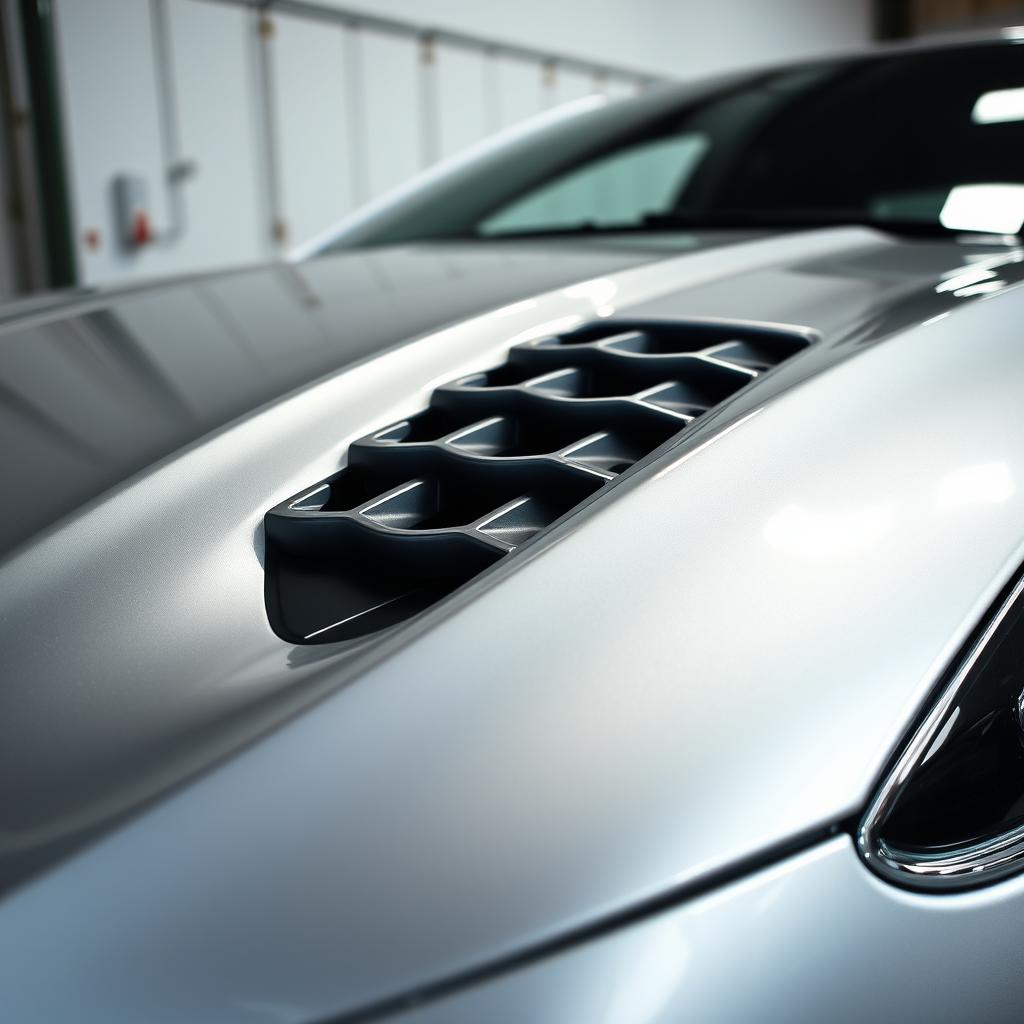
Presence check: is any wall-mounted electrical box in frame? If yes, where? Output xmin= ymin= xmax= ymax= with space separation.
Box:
xmin=112 ymin=173 xmax=155 ymax=250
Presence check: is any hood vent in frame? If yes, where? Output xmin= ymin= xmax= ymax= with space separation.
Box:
xmin=265 ymin=318 xmax=811 ymax=644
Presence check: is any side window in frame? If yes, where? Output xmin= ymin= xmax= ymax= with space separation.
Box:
xmin=479 ymin=133 xmax=710 ymax=235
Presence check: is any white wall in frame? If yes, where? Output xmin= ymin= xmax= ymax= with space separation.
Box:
xmin=328 ymin=0 xmax=872 ymax=80
xmin=53 ymin=0 xmax=642 ymax=285
xmin=55 ymin=0 xmax=272 ymax=285
xmin=51 ymin=0 xmax=870 ymax=288
xmin=270 ymin=14 xmax=355 ymax=245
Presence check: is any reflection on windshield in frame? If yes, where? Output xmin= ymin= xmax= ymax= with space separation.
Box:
xmin=939 ymin=184 xmax=1024 ymax=234
xmin=972 ymin=86 xmax=1024 ymax=123
xmin=473 ymin=43 xmax=1024 ymax=239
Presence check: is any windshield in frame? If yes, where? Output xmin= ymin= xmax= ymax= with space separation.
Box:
xmin=326 ymin=42 xmax=1024 ymax=248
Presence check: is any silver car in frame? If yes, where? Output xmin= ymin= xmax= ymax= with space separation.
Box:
xmin=2 ymin=31 xmax=1024 ymax=1023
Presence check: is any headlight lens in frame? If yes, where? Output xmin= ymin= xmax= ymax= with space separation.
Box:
xmin=860 ymin=573 xmax=1024 ymax=888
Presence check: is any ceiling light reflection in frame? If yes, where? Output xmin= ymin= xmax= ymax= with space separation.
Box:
xmin=939 ymin=184 xmax=1024 ymax=235
xmin=972 ymin=86 xmax=1024 ymax=124
xmin=603 ymin=923 xmax=689 ymax=1024
xmin=951 ymin=280 xmax=1006 ymax=298
xmin=763 ymin=502 xmax=894 ymax=563
xmin=507 ymin=314 xmax=583 ymax=345
xmin=493 ymin=298 xmax=538 ymax=318
xmin=936 ymin=462 xmax=1013 ymax=508
xmin=935 ymin=266 xmax=997 ymax=292
xmin=562 ymin=276 xmax=619 ymax=309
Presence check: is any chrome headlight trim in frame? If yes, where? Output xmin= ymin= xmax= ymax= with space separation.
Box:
xmin=859 ymin=572 xmax=1024 ymax=890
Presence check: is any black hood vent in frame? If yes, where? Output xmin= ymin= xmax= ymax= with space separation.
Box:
xmin=265 ymin=319 xmax=811 ymax=644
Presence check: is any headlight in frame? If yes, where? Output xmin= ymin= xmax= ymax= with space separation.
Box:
xmin=860 ymin=573 xmax=1024 ymax=889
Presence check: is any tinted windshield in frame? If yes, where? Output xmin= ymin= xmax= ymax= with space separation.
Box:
xmin=330 ymin=42 xmax=1024 ymax=247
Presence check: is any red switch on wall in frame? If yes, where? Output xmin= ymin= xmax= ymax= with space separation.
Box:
xmin=132 ymin=210 xmax=154 ymax=247
xmin=113 ymin=174 xmax=155 ymax=250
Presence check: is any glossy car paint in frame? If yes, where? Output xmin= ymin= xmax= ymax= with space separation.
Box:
xmin=385 ymin=837 xmax=1024 ymax=1024
xmin=3 ymin=220 xmax=1024 ymax=1019
xmin=0 ymin=227 xmax=883 ymax=892
xmin=0 ymin=239 xmax=692 ymax=558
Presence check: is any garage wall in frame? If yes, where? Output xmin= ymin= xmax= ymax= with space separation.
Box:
xmin=53 ymin=0 xmax=652 ymax=287
xmin=347 ymin=0 xmax=873 ymax=80
xmin=55 ymin=0 xmax=272 ymax=284
xmin=50 ymin=0 xmax=870 ymax=290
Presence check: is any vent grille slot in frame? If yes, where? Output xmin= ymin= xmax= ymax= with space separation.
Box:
xmin=265 ymin=319 xmax=811 ymax=643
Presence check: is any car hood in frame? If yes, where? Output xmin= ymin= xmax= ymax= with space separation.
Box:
xmin=4 ymin=228 xmax=1024 ymax=1020
xmin=0 ymin=237 xmax=707 ymax=559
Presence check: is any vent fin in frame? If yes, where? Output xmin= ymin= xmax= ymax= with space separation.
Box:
xmin=265 ymin=319 xmax=811 ymax=643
